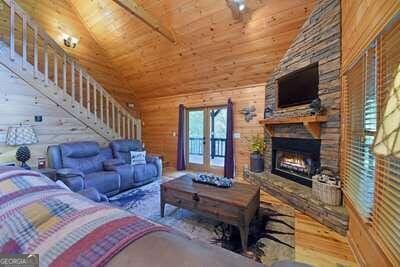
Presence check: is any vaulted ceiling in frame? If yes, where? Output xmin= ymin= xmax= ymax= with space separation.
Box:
xmin=69 ymin=0 xmax=316 ymax=100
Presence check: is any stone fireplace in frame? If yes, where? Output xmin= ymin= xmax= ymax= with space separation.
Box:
xmin=244 ymin=0 xmax=348 ymax=235
xmin=271 ymin=137 xmax=320 ymax=187
xmin=263 ymin=0 xmax=341 ymax=176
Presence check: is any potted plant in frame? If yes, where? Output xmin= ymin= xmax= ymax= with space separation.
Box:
xmin=248 ymin=134 xmax=266 ymax=173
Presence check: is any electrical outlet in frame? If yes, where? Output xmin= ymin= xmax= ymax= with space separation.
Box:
xmin=172 ymin=132 xmax=176 ymax=137
xmin=233 ymin=132 xmax=241 ymax=139
xmin=34 ymin=115 xmax=43 ymax=122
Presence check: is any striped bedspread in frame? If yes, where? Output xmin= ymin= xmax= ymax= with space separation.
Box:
xmin=0 ymin=167 xmax=167 ymax=266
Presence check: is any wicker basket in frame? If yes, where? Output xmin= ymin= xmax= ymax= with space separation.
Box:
xmin=312 ymin=179 xmax=342 ymax=206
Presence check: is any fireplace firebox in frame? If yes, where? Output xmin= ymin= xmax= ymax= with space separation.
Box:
xmin=271 ymin=137 xmax=321 ymax=187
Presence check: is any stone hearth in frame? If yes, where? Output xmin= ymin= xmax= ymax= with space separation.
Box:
xmin=244 ymin=169 xmax=348 ymax=235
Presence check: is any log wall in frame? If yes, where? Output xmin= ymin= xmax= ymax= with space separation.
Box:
xmin=139 ymin=84 xmax=265 ymax=176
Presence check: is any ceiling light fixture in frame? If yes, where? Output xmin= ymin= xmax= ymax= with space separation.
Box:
xmin=234 ymin=0 xmax=246 ymax=12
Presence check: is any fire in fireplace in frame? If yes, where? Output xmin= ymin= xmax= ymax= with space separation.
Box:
xmin=271 ymin=137 xmax=321 ymax=187
xmin=277 ymin=151 xmax=314 ymax=178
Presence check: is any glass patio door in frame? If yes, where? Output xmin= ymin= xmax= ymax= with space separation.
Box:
xmin=186 ymin=106 xmax=227 ymax=173
xmin=187 ymin=109 xmax=205 ymax=169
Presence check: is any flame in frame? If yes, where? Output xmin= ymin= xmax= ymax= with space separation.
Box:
xmin=278 ymin=152 xmax=310 ymax=174
xmin=281 ymin=154 xmax=306 ymax=167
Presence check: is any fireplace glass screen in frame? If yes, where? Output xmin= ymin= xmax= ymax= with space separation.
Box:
xmin=275 ymin=151 xmax=316 ymax=179
xmin=271 ymin=137 xmax=321 ymax=187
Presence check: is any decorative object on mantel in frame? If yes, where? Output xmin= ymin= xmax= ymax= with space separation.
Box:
xmin=312 ymin=168 xmax=341 ymax=206
xmin=192 ymin=173 xmax=234 ymax=188
xmin=264 ymin=106 xmax=273 ymax=118
xmin=240 ymin=105 xmax=256 ymax=122
xmin=309 ymin=97 xmax=325 ymax=115
xmin=248 ymin=134 xmax=266 ymax=172
xmin=374 ymin=65 xmax=400 ymax=159
xmin=5 ymin=124 xmax=38 ymax=170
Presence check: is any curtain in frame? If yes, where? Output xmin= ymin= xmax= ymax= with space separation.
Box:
xmin=224 ymin=98 xmax=234 ymax=178
xmin=176 ymin=104 xmax=186 ymax=170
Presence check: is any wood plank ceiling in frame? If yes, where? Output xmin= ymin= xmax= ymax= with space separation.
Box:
xmin=69 ymin=0 xmax=316 ymax=100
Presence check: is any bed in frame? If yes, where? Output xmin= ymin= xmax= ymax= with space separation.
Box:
xmin=0 ymin=166 xmax=262 ymax=267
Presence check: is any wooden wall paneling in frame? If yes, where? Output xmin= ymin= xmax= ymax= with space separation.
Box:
xmin=139 ymin=84 xmax=265 ymax=175
xmin=0 ymin=0 xmax=138 ymax=116
xmin=345 ymin=198 xmax=392 ymax=267
xmin=341 ymin=0 xmax=400 ymax=70
xmin=2 ymin=0 xmax=317 ymax=103
xmin=341 ymin=0 xmax=400 ymax=265
xmin=111 ymin=0 xmax=175 ymax=43
xmin=69 ymin=0 xmax=317 ymax=100
xmin=0 ymin=64 xmax=107 ymax=166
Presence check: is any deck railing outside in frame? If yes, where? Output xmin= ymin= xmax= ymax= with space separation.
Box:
xmin=189 ymin=137 xmax=226 ymax=158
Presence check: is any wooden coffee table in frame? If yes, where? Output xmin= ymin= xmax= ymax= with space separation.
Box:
xmin=160 ymin=174 xmax=260 ymax=251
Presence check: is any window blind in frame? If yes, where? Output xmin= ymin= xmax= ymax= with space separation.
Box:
xmin=343 ymin=47 xmax=376 ymax=219
xmin=343 ymin=16 xmax=400 ymax=266
xmin=372 ymin=18 xmax=400 ymax=266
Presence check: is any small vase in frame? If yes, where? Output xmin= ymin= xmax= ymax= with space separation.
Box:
xmin=250 ymin=153 xmax=264 ymax=173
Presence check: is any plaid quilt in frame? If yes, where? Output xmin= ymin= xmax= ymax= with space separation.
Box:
xmin=0 ymin=167 xmax=167 ymax=266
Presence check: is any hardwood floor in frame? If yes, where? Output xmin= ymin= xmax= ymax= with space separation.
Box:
xmin=165 ymin=169 xmax=359 ymax=267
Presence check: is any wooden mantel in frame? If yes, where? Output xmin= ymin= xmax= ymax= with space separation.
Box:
xmin=259 ymin=115 xmax=328 ymax=139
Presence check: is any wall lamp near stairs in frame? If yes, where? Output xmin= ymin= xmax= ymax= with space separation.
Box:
xmin=62 ymin=34 xmax=79 ymax=48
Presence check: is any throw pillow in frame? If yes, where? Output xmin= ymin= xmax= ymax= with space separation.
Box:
xmin=130 ymin=151 xmax=146 ymax=165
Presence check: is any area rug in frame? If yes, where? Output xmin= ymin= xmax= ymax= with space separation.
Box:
xmin=110 ymin=177 xmax=295 ymax=266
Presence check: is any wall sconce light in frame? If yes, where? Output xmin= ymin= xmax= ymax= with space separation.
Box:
xmin=127 ymin=103 xmax=135 ymax=109
xmin=62 ymin=34 xmax=79 ymax=48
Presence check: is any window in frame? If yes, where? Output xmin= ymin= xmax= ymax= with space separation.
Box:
xmin=342 ymin=17 xmax=400 ymax=266
xmin=343 ymin=44 xmax=377 ymax=219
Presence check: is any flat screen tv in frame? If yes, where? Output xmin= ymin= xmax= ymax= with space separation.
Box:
xmin=277 ymin=63 xmax=319 ymax=108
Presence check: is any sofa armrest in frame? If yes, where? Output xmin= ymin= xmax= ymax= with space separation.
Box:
xmin=55 ymin=168 xmax=85 ymax=192
xmin=78 ymin=187 xmax=109 ymax=202
xmin=56 ymin=168 xmax=84 ymax=178
xmin=103 ymin=159 xmax=125 ymax=171
xmin=146 ymin=156 xmax=163 ymax=177
xmin=59 ymin=175 xmax=84 ymax=192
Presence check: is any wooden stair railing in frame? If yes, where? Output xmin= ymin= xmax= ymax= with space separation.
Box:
xmin=0 ymin=0 xmax=141 ymax=141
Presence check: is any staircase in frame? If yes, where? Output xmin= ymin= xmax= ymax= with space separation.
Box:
xmin=0 ymin=0 xmax=141 ymax=141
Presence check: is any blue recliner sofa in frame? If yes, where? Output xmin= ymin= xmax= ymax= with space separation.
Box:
xmin=109 ymin=139 xmax=162 ymax=187
xmin=47 ymin=140 xmax=162 ymax=196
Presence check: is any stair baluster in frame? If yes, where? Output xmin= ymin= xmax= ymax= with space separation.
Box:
xmin=0 ymin=0 xmax=140 ymax=141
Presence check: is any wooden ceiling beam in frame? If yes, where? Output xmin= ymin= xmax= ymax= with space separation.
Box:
xmin=111 ymin=0 xmax=176 ymax=43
